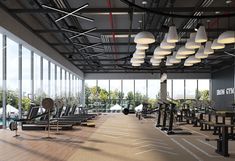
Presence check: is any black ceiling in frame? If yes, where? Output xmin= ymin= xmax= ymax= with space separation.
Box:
xmin=1 ymin=0 xmax=235 ymax=73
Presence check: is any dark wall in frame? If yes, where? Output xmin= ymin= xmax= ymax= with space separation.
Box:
xmin=212 ymin=66 xmax=234 ymax=110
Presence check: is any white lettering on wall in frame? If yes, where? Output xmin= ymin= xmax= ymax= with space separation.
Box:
xmin=217 ymin=88 xmax=234 ymax=96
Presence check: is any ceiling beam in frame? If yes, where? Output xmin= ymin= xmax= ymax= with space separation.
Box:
xmin=36 ymin=28 xmax=226 ymax=34
xmin=10 ymin=7 xmax=235 ymax=14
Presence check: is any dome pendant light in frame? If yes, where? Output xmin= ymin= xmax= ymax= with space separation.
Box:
xmin=217 ymin=31 xmax=235 ymax=44
xmin=154 ymin=47 xmax=171 ymax=56
xmin=169 ymin=52 xmax=181 ymax=64
xmin=185 ymin=33 xmax=201 ymax=49
xmin=184 ymin=62 xmax=193 ymax=66
xmin=132 ymin=63 xmax=141 ymax=67
xmin=204 ymin=41 xmax=214 ymax=55
xmin=211 ymin=39 xmax=225 ymax=49
xmin=136 ymin=44 xmax=149 ymax=50
xmin=195 ymin=46 xmax=208 ymax=59
xmin=134 ymin=31 xmax=155 ymax=44
xmin=177 ymin=46 xmax=195 ymax=55
xmin=195 ymin=26 xmax=207 ymax=43
xmin=160 ymin=34 xmax=176 ymax=49
xmin=186 ymin=56 xmax=201 ymax=64
xmin=167 ymin=25 xmax=179 ymax=43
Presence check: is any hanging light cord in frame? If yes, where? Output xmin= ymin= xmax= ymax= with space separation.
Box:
xmin=120 ymin=0 xmax=235 ymax=19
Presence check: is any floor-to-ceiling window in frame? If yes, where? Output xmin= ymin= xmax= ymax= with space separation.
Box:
xmin=148 ymin=79 xmax=160 ymax=107
xmin=110 ymin=80 xmax=122 ymax=105
xmin=198 ymin=79 xmax=210 ymax=101
xmin=43 ymin=58 xmax=48 ymax=96
xmin=22 ymin=46 xmax=31 ymax=111
xmin=56 ymin=66 xmax=61 ymax=98
xmin=0 ymin=34 xmax=3 ymax=125
xmin=85 ymin=80 xmax=97 ymax=107
xmin=123 ymin=80 xmax=134 ymax=107
xmin=97 ymin=80 xmax=109 ymax=108
xmin=135 ymin=79 xmax=147 ymax=106
xmin=34 ymin=53 xmax=41 ymax=103
xmin=61 ymin=69 xmax=65 ymax=98
xmin=167 ymin=79 xmax=172 ymax=99
xmin=6 ymin=37 xmax=19 ymax=119
xmin=50 ymin=62 xmax=55 ymax=98
xmin=173 ymin=79 xmax=184 ymax=99
xmin=185 ymin=79 xmax=197 ymax=99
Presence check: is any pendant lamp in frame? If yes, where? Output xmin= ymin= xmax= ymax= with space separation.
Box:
xmin=132 ymin=63 xmax=141 ymax=67
xmin=169 ymin=52 xmax=181 ymax=64
xmin=150 ymin=57 xmax=161 ymax=64
xmin=130 ymin=57 xmax=144 ymax=64
xmin=185 ymin=33 xmax=201 ymax=49
xmin=154 ymin=54 xmax=165 ymax=59
xmin=177 ymin=46 xmax=195 ymax=55
xmin=184 ymin=62 xmax=193 ymax=66
xmin=185 ymin=56 xmax=201 ymax=64
xmin=195 ymin=26 xmax=207 ymax=43
xmin=167 ymin=26 xmax=179 ymax=43
xmin=160 ymin=34 xmax=176 ymax=49
xmin=133 ymin=53 xmax=145 ymax=59
xmin=217 ymin=31 xmax=235 ymax=44
xmin=204 ymin=41 xmax=214 ymax=55
xmin=154 ymin=47 xmax=171 ymax=56
xmin=134 ymin=31 xmax=155 ymax=44
xmin=211 ymin=39 xmax=225 ymax=49
xmin=195 ymin=46 xmax=208 ymax=59
xmin=136 ymin=44 xmax=149 ymax=50
xmin=135 ymin=50 xmax=145 ymax=55
xmin=166 ymin=56 xmax=173 ymax=66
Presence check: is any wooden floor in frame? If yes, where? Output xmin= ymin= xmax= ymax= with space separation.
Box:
xmin=0 ymin=114 xmax=235 ymax=161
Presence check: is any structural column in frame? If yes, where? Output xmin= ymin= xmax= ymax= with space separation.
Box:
xmin=81 ymin=79 xmax=85 ymax=107
xmin=30 ymin=51 xmax=34 ymax=101
xmin=18 ymin=44 xmax=22 ymax=119
xmin=2 ymin=35 xmax=6 ymax=128
xmin=160 ymin=73 xmax=167 ymax=101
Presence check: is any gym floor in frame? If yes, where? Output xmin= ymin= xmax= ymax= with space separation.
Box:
xmin=0 ymin=114 xmax=235 ymax=161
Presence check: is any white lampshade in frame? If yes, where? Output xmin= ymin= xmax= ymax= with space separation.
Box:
xmin=154 ymin=54 xmax=165 ymax=59
xmin=134 ymin=31 xmax=155 ymax=44
xmin=169 ymin=52 xmax=181 ymax=64
xmin=204 ymin=41 xmax=214 ymax=55
xmin=136 ymin=44 xmax=149 ymax=50
xmin=130 ymin=57 xmax=144 ymax=64
xmin=160 ymin=34 xmax=176 ymax=49
xmin=184 ymin=62 xmax=193 ymax=66
xmin=177 ymin=46 xmax=195 ymax=55
xmin=195 ymin=26 xmax=207 ymax=43
xmin=132 ymin=63 xmax=141 ymax=67
xmin=150 ymin=57 xmax=161 ymax=64
xmin=185 ymin=33 xmax=201 ymax=49
xmin=135 ymin=50 xmax=145 ymax=55
xmin=217 ymin=31 xmax=235 ymax=44
xmin=186 ymin=56 xmax=201 ymax=64
xmin=195 ymin=46 xmax=208 ymax=59
xmin=211 ymin=39 xmax=225 ymax=49
xmin=166 ymin=56 xmax=173 ymax=66
xmin=152 ymin=63 xmax=160 ymax=66
xmin=154 ymin=47 xmax=171 ymax=56
xmin=167 ymin=26 xmax=179 ymax=43
xmin=175 ymin=54 xmax=187 ymax=59
xmin=133 ymin=53 xmax=145 ymax=59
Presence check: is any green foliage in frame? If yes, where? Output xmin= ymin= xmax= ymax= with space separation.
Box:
xmin=22 ymin=97 xmax=31 ymax=111
xmin=7 ymin=90 xmax=18 ymax=108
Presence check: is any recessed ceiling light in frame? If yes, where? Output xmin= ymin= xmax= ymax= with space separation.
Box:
xmin=215 ymin=11 xmax=220 ymax=14
xmin=226 ymin=0 xmax=232 ymax=4
xmin=142 ymin=1 xmax=148 ymax=5
xmin=138 ymin=20 xmax=142 ymax=23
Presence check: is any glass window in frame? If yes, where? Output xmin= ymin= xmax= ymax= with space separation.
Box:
xmin=22 ymin=46 xmax=31 ymax=97
xmin=173 ymin=79 xmax=184 ymax=99
xmin=97 ymin=80 xmax=109 ymax=107
xmin=167 ymin=79 xmax=172 ymax=99
xmin=123 ymin=80 xmax=134 ymax=106
xmin=56 ymin=66 xmax=61 ymax=98
xmin=6 ymin=37 xmax=19 ymax=112
xmin=66 ymin=71 xmax=69 ymax=98
xmin=61 ymin=69 xmax=65 ymax=97
xmin=43 ymin=58 xmax=48 ymax=96
xmin=185 ymin=79 xmax=197 ymax=99
xmin=98 ymin=80 xmax=109 ymax=92
xmin=50 ymin=63 xmax=55 ymax=98
xmin=198 ymin=79 xmax=210 ymax=100
xmin=34 ymin=53 xmax=41 ymax=100
xmin=135 ymin=80 xmax=147 ymax=105
xmin=110 ymin=80 xmax=122 ymax=105
xmin=148 ymin=79 xmax=160 ymax=99
xmin=123 ymin=80 xmax=134 ymax=98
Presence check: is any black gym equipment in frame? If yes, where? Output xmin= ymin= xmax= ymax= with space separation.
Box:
xmin=206 ymin=124 xmax=235 ymax=157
